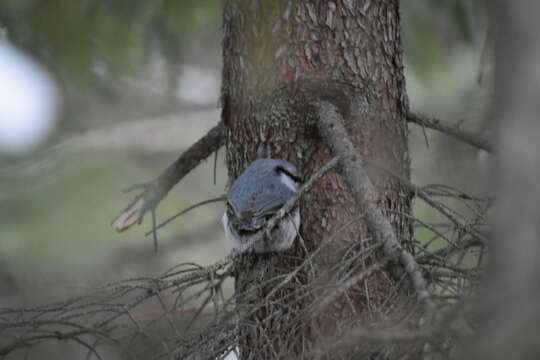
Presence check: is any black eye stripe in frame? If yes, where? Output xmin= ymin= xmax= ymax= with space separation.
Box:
xmin=275 ymin=165 xmax=302 ymax=183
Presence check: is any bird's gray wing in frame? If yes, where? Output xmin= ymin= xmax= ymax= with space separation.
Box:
xmin=229 ymin=200 xmax=288 ymax=232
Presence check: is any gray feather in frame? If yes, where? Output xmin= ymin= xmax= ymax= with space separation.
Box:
xmin=227 ymin=159 xmax=299 ymax=217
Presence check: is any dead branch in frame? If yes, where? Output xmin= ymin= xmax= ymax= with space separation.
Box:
xmin=112 ymin=120 xmax=225 ymax=233
xmin=360 ymin=155 xmax=489 ymax=246
xmin=0 ymin=257 xmax=235 ymax=359
xmin=0 ymin=165 xmax=487 ymax=360
xmin=108 ymin=110 xmax=490 ymax=235
xmin=318 ymin=101 xmax=434 ymax=309
xmin=0 ymin=156 xmax=343 ymax=359
xmin=407 ymin=112 xmax=493 ymax=154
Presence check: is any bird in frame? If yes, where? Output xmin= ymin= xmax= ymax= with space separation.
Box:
xmin=222 ymin=158 xmax=301 ymax=253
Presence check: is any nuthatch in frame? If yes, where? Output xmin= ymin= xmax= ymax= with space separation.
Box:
xmin=222 ymin=159 xmax=301 ymax=253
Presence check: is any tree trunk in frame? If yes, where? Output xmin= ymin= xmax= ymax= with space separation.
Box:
xmin=221 ymin=0 xmax=412 ymax=358
xmin=468 ymin=1 xmax=540 ymax=358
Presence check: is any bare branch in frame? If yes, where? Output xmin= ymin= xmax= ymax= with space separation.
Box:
xmin=1 ymin=153 xmax=487 ymax=359
xmin=112 ymin=120 xmax=225 ymax=232
xmin=407 ymin=112 xmax=493 ymax=154
xmin=361 ymin=156 xmax=489 ymax=246
xmin=318 ymin=101 xmax=434 ymax=309
xmin=144 ymin=196 xmax=226 ymax=237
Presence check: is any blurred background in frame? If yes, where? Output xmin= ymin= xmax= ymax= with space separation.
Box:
xmin=0 ymin=0 xmax=491 ymax=334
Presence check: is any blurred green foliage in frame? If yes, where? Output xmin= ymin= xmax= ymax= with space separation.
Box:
xmin=0 ymin=0 xmax=221 ymax=85
xmin=402 ymin=0 xmax=485 ymax=79
xmin=1 ymin=156 xmax=141 ymax=263
xmin=0 ymin=0 xmax=486 ymax=86
xmin=0 ymin=154 xmax=223 ymax=265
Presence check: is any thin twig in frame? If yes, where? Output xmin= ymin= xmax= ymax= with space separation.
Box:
xmin=144 ymin=196 xmax=226 ymax=237
xmin=407 ymin=112 xmax=493 ymax=153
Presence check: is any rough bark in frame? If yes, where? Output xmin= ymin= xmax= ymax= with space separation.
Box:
xmin=221 ymin=0 xmax=413 ymax=358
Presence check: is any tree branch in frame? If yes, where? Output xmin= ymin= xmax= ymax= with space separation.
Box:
xmin=110 ymin=110 xmax=491 ymax=234
xmin=407 ymin=112 xmax=493 ymax=154
xmin=112 ymin=120 xmax=225 ymax=232
xmin=318 ymin=101 xmax=434 ymax=309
